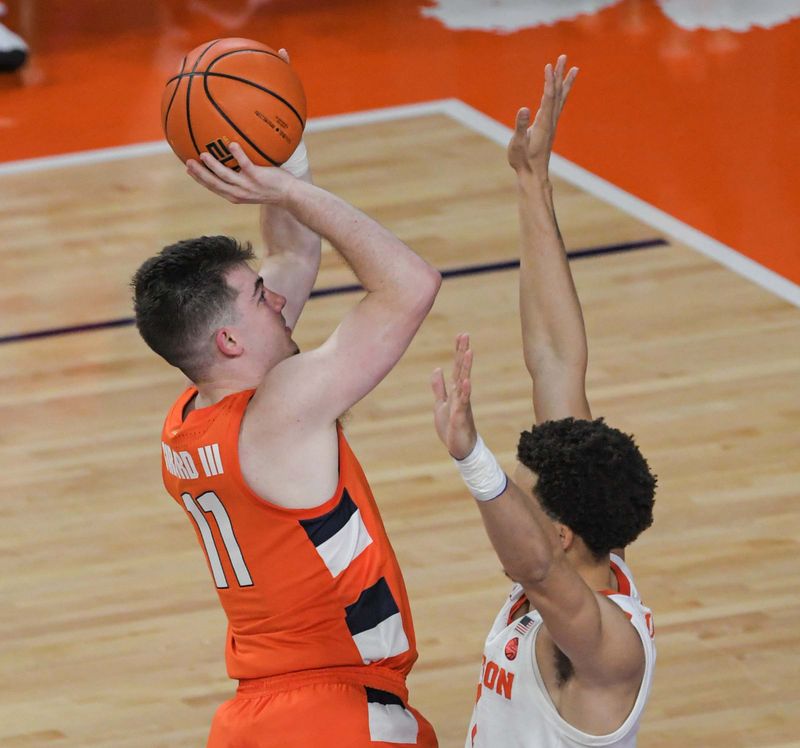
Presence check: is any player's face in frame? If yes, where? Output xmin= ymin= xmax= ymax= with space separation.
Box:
xmin=227 ymin=265 xmax=299 ymax=362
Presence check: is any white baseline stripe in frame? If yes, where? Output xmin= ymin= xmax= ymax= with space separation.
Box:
xmin=2 ymin=97 xmax=796 ymax=307
xmin=438 ymin=99 xmax=800 ymax=308
xmin=306 ymin=99 xmax=456 ymax=132
xmin=0 ymin=140 xmax=171 ymax=176
xmin=0 ymin=100 xmax=453 ymax=176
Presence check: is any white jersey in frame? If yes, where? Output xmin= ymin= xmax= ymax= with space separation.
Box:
xmin=465 ymin=554 xmax=656 ymax=748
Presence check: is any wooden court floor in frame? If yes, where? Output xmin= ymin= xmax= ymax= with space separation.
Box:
xmin=1 ymin=115 xmax=799 ymax=747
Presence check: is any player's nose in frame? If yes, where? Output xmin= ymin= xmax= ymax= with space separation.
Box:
xmin=266 ymin=288 xmax=287 ymax=311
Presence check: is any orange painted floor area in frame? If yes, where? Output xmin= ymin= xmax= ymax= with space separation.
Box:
xmin=1 ymin=0 xmax=799 ymax=286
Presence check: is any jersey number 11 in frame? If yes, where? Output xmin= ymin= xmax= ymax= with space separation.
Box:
xmin=181 ymin=491 xmax=254 ymax=588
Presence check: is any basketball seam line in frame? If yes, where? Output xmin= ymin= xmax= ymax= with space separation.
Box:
xmin=204 ymin=48 xmax=304 ymax=127
xmin=202 ymin=74 xmax=281 ymax=166
xmin=167 ymin=71 xmax=306 ymax=130
xmin=163 ymin=56 xmax=187 ymax=138
xmin=186 ymin=40 xmax=222 ymax=158
xmin=165 ymin=46 xmax=283 ymax=87
xmin=206 ymin=47 xmax=283 ymax=64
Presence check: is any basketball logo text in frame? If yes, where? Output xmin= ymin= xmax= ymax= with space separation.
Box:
xmin=255 ymin=110 xmax=290 ymax=143
xmin=206 ymin=138 xmax=241 ymax=171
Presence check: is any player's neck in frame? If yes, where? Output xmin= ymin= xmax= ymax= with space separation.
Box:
xmin=193 ymin=357 xmax=273 ymax=408
xmin=572 ymin=551 xmax=616 ymax=593
xmin=193 ymin=372 xmax=260 ymax=409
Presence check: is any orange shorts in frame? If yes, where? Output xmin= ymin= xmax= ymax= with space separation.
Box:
xmin=206 ymin=668 xmax=438 ymax=748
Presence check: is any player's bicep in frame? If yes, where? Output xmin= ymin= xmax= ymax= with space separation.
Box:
xmin=260 ymin=290 xmax=434 ymax=425
xmin=315 ymin=296 xmax=432 ymax=416
xmin=523 ymin=563 xmax=640 ymax=685
xmin=524 ymin=560 xmax=603 ymax=659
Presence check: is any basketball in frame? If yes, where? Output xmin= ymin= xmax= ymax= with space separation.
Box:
xmin=161 ymin=38 xmax=307 ymax=169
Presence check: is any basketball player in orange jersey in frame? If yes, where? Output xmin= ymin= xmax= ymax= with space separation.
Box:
xmin=132 ymin=129 xmax=441 ymax=743
xmin=431 ymin=56 xmax=657 ymax=747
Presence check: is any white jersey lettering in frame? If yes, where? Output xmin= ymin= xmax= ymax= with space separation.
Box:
xmin=466 ymin=554 xmax=656 ymax=748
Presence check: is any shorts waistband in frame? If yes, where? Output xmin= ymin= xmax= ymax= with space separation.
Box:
xmin=236 ymin=665 xmax=409 ymax=702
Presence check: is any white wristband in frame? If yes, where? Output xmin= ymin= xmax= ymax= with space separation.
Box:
xmin=280 ymin=140 xmax=309 ymax=177
xmin=453 ymin=434 xmax=508 ymax=502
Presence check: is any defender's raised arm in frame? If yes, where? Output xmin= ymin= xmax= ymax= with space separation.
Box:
xmin=509 ymin=56 xmax=589 ymax=424
xmin=431 ymin=57 xmax=657 ymax=748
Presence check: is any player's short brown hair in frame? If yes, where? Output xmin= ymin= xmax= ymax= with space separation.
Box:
xmin=132 ymin=236 xmax=254 ymax=380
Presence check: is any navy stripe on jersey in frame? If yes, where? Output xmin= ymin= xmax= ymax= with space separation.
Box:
xmin=345 ymin=578 xmax=410 ymax=663
xmin=366 ymin=687 xmax=405 ymax=707
xmin=299 ymin=489 xmax=373 ymax=578
xmin=346 ymin=577 xmax=399 ymax=635
xmin=300 ymin=489 xmax=358 ymax=546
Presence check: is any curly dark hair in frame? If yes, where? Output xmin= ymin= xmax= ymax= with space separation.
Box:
xmin=517 ymin=417 xmax=656 ymax=559
xmin=131 ymin=236 xmax=254 ymax=380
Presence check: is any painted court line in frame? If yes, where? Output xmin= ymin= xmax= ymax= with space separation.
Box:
xmin=0 ymin=239 xmax=667 ymax=345
xmin=1 ymin=98 xmax=796 ymax=308
xmin=438 ymin=99 xmax=800 ymax=308
xmin=0 ymin=101 xmax=450 ymax=176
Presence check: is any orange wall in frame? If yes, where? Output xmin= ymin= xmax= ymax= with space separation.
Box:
xmin=1 ymin=0 xmax=798 ymax=284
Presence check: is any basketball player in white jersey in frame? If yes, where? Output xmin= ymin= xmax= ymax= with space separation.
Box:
xmin=431 ymin=56 xmax=657 ymax=747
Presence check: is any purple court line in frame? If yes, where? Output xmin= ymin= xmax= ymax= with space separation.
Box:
xmin=0 ymin=238 xmax=668 ymax=345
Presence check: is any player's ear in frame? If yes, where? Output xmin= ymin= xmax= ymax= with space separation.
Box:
xmin=215 ymin=328 xmax=243 ymax=358
xmin=557 ymin=523 xmax=574 ymax=553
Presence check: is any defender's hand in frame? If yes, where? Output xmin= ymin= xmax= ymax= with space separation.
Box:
xmin=431 ymin=333 xmax=478 ymax=461
xmin=186 ymin=141 xmax=294 ymax=205
xmin=508 ymin=54 xmax=578 ymax=176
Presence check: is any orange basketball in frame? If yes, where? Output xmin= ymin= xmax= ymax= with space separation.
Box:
xmin=161 ymin=38 xmax=307 ymax=169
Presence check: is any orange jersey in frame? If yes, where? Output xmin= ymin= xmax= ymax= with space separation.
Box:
xmin=160 ymin=386 xmax=419 ymax=690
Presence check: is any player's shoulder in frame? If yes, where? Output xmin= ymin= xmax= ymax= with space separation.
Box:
xmin=606 ymin=553 xmax=656 ymax=643
xmin=250 ymin=347 xmax=324 ymax=406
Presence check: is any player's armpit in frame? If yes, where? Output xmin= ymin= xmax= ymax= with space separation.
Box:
xmin=521 ymin=562 xmax=645 ymax=687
